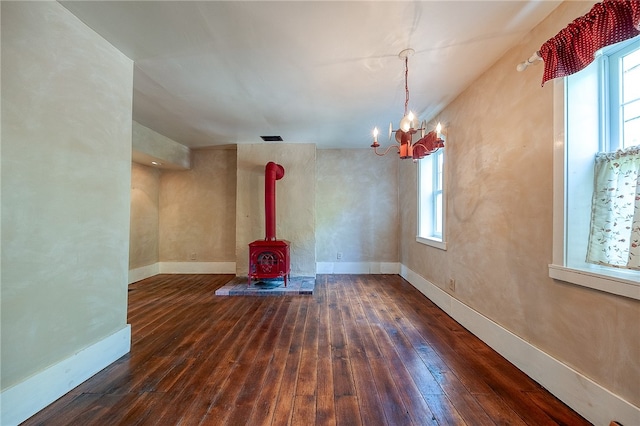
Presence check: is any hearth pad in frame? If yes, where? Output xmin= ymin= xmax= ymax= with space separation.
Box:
xmin=215 ymin=276 xmax=315 ymax=296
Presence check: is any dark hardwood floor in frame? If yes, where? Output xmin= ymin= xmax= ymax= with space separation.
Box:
xmin=23 ymin=274 xmax=592 ymax=425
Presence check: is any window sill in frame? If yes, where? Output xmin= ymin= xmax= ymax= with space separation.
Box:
xmin=416 ymin=236 xmax=447 ymax=250
xmin=548 ymin=264 xmax=639 ymax=300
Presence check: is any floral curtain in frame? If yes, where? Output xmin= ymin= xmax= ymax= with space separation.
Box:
xmin=586 ymin=146 xmax=640 ymax=270
xmin=540 ymin=0 xmax=640 ymax=86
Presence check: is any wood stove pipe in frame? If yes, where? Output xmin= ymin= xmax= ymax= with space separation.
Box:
xmin=264 ymin=161 xmax=284 ymax=241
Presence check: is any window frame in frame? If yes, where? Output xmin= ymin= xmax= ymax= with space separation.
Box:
xmin=417 ymin=148 xmax=447 ymax=250
xmin=550 ymin=39 xmax=640 ymax=300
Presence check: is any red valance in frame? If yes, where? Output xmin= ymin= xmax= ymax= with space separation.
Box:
xmin=540 ymin=0 xmax=640 ymax=86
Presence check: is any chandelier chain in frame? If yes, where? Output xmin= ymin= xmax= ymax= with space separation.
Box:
xmin=404 ymin=56 xmax=409 ymax=116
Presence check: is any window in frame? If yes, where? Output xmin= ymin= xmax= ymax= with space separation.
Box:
xmin=550 ymin=36 xmax=640 ymax=300
xmin=417 ymin=148 xmax=446 ymax=250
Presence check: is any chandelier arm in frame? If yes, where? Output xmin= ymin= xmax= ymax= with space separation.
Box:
xmin=414 ymin=144 xmax=435 ymax=155
xmin=372 ymin=144 xmax=401 ymax=157
xmin=413 ymin=141 xmax=442 ymax=156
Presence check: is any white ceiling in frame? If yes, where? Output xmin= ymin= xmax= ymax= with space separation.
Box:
xmin=60 ymin=1 xmax=560 ymax=149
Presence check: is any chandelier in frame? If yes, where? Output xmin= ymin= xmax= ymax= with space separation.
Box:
xmin=371 ymin=48 xmax=444 ymax=160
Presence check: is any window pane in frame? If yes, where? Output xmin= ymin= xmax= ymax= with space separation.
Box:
xmin=417 ymin=157 xmax=433 ymax=239
xmin=621 ymin=46 xmax=640 ymax=148
xmin=435 ymin=193 xmax=442 ymax=236
xmin=623 ymin=115 xmax=640 ymax=148
xmin=622 ymin=47 xmax=640 ymax=103
xmin=623 ymin=98 xmax=640 ymax=119
xmin=417 ymin=148 xmax=445 ymax=243
xmin=436 ymin=151 xmax=443 ymax=191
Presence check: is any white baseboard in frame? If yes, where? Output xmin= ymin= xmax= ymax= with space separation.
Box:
xmin=0 ymin=325 xmax=131 ymax=426
xmin=128 ymin=262 xmax=160 ymax=284
xmin=128 ymin=262 xmax=237 ymax=283
xmin=133 ymin=262 xmax=398 ymax=280
xmin=159 ymin=261 xmax=235 ymax=274
xmin=400 ymin=265 xmax=640 ymax=426
xmin=316 ymin=261 xmax=400 ymax=274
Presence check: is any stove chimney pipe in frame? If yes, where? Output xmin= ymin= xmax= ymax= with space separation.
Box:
xmin=264 ymin=162 xmax=284 ymax=241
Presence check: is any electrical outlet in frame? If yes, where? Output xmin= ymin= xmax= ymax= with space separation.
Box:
xmin=448 ymin=278 xmax=456 ymax=291
xmin=190 ymin=252 xmax=197 ymax=261
xmin=336 ymin=252 xmax=343 ymax=260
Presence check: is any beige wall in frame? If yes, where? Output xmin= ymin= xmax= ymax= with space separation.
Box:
xmin=131 ymin=146 xmax=394 ymax=275
xmin=236 ymin=144 xmax=316 ymax=277
xmin=316 ymin=149 xmax=398 ymax=263
xmin=132 ymin=121 xmax=191 ymax=170
xmin=1 ymin=1 xmax=133 ymax=389
xmin=159 ymin=148 xmax=237 ymax=262
xmin=130 ymin=163 xmax=160 ymax=269
xmin=400 ymin=1 xmax=639 ymax=406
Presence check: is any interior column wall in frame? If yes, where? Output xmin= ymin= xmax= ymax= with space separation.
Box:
xmin=235 ymin=144 xmax=316 ymax=277
xmin=1 ymin=0 xmax=133 ymax=390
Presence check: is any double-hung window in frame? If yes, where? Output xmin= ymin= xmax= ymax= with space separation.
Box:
xmin=550 ymin=36 xmax=640 ymax=299
xmin=418 ymin=148 xmax=446 ymax=250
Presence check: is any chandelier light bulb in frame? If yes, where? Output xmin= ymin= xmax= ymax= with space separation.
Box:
xmin=373 ymin=127 xmax=379 ymax=142
xmin=400 ymin=114 xmax=412 ymax=132
xmin=436 ymin=122 xmax=444 ymax=139
xmin=400 ymin=111 xmax=418 ymax=132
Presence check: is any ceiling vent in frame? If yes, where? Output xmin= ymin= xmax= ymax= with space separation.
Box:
xmin=260 ymin=136 xmax=283 ymax=142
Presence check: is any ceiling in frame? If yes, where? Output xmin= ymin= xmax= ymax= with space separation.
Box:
xmin=60 ymin=1 xmax=560 ymax=150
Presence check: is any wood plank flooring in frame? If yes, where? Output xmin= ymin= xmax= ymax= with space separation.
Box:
xmin=22 ymin=274 xmax=592 ymax=425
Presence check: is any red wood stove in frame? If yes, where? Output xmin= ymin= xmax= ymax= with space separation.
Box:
xmin=248 ymin=162 xmax=290 ymax=286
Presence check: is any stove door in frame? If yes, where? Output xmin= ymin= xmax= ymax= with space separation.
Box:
xmin=256 ymin=251 xmax=278 ymax=273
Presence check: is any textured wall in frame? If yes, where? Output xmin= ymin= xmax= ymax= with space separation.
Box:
xmin=130 ymin=163 xmax=160 ymax=269
xmin=132 ymin=121 xmax=191 ymax=170
xmin=316 ymin=149 xmax=398 ymax=262
xmin=399 ymin=1 xmax=639 ymax=406
xmin=236 ymin=144 xmax=316 ymax=277
xmin=159 ymin=148 xmax=237 ymax=262
xmin=1 ymin=1 xmax=133 ymax=389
